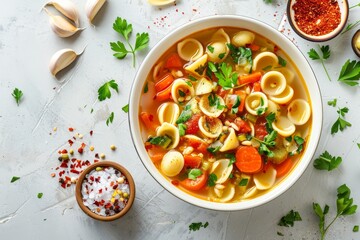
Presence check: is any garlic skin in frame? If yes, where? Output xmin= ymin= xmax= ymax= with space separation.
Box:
xmin=49 ymin=48 xmax=84 ymax=77
xmin=85 ymin=0 xmax=106 ymax=23
xmin=44 ymin=0 xmax=79 ymax=27
xmin=44 ymin=8 xmax=83 ymax=37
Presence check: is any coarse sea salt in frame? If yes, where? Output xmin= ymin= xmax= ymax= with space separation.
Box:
xmin=81 ymin=166 xmax=130 ymax=216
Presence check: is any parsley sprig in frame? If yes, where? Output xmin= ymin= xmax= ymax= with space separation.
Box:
xmin=208 ymin=62 xmax=238 ymax=89
xmin=331 ymin=107 xmax=352 ymax=135
xmin=313 ymin=184 xmax=357 ymax=240
xmin=341 ymin=20 xmax=360 ymax=35
xmin=189 ymin=222 xmax=209 ymax=231
xmin=227 ymin=44 xmax=253 ymax=70
xmin=337 ymin=60 xmax=360 ymax=86
xmin=110 ymin=17 xmax=149 ymax=67
xmin=106 ymin=112 xmax=114 ymax=126
xmin=308 ymin=45 xmax=331 ymax=81
xmin=12 ymin=88 xmax=23 ymax=106
xmin=278 ymin=210 xmax=302 ymax=227
xmin=313 ymin=151 xmax=342 ymax=171
xmin=251 ymin=130 xmax=278 ymax=157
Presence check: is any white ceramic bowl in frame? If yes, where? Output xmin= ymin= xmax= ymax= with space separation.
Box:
xmin=129 ymin=15 xmax=322 ymax=211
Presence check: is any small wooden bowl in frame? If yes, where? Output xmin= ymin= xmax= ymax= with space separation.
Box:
xmin=75 ymin=161 xmax=135 ymax=221
xmin=352 ymin=30 xmax=360 ymax=58
xmin=287 ymin=0 xmax=349 ymax=42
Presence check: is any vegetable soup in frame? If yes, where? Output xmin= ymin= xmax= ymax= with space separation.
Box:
xmin=139 ymin=27 xmax=311 ymax=203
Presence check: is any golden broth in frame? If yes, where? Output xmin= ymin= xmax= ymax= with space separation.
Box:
xmin=139 ymin=27 xmax=312 ymax=203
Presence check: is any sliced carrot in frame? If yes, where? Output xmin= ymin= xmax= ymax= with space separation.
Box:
xmin=253 ymin=81 xmax=261 ymax=92
xmin=180 ymin=173 xmax=207 ymax=191
xmin=274 ymin=158 xmax=293 ymax=178
xmin=246 ymin=43 xmax=260 ymax=51
xmin=238 ymin=72 xmax=262 ymax=86
xmin=155 ymin=73 xmax=174 ymax=92
xmin=147 ymin=145 xmax=167 ymax=163
xmin=184 ymin=155 xmax=202 ymax=168
xmin=140 ymin=112 xmax=158 ymax=131
xmin=235 ymin=146 xmax=263 ymax=173
xmin=165 ymin=53 xmax=183 ymax=69
xmin=234 ymin=90 xmax=247 ymax=112
xmin=154 ymin=84 xmax=172 ymax=102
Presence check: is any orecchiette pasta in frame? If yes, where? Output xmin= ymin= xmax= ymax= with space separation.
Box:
xmin=177 ymin=38 xmax=204 ymax=61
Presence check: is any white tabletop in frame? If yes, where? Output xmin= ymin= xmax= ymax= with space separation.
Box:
xmin=1 ymin=0 xmax=359 ymax=239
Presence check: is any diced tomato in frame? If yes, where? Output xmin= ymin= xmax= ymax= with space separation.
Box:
xmin=246 ymin=43 xmax=260 ymax=51
xmin=140 ymin=112 xmax=158 ymax=131
xmin=197 ymin=142 xmax=209 ymax=154
xmin=154 ymin=84 xmax=172 ymax=102
xmin=155 ymin=73 xmax=174 ymax=92
xmin=254 ymin=117 xmax=268 ymax=141
xmin=184 ymin=155 xmax=202 ymax=168
xmin=180 ymin=173 xmax=207 ymax=191
xmin=185 ymin=114 xmax=201 ymax=134
xmin=234 ymin=118 xmax=251 ymax=133
xmin=165 ymin=53 xmax=183 ymax=69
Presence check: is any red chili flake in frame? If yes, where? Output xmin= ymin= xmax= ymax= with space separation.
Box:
xmin=94 ymin=201 xmax=100 ymax=206
xmin=90 ymin=176 xmax=95 ymax=182
xmin=95 ymin=153 xmax=99 ymax=158
xmin=105 ymin=203 xmax=112 ymax=209
xmin=71 ymin=158 xmax=76 ymax=163
xmin=94 ymin=159 xmax=99 ymax=163
xmin=90 ymin=130 xmax=93 ymax=136
xmin=70 ymin=169 xmax=80 ymax=174
xmin=78 ymin=147 xmax=83 ymax=154
xmin=60 ymin=162 xmax=68 ymax=168
xmin=68 ymin=139 xmax=74 ymax=146
xmin=98 ymin=189 xmax=103 ymax=194
xmin=68 ymin=127 xmax=74 ymax=132
xmin=112 ymin=184 xmax=118 ymax=190
xmin=292 ymin=0 xmax=341 ymax=36
xmin=61 ymin=149 xmax=68 ymax=154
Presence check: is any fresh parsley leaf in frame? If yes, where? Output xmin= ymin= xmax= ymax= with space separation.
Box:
xmin=10 ymin=176 xmax=20 ymax=183
xmin=313 ymin=151 xmax=342 ymax=171
xmin=207 ymin=146 xmax=221 ymax=154
xmin=265 ymin=112 xmax=276 ymax=132
xmin=225 ymin=153 xmax=236 ymax=166
xmin=341 ymin=20 xmax=360 ymax=35
xmin=239 ymin=178 xmax=248 ymax=186
xmin=148 ymin=135 xmax=172 ymax=148
xmin=188 ymin=169 xmax=202 ymax=180
xmin=213 ymin=63 xmax=238 ymax=89
xmin=262 ymin=65 xmax=272 ymax=71
xmin=227 ymin=44 xmax=253 ymax=70
xmin=256 ymin=130 xmax=277 ymax=157
xmin=143 ymin=82 xmax=148 ymax=93
xmin=294 ymin=136 xmax=304 ymax=153
xmin=178 ymin=123 xmax=187 ymax=136
xmin=314 ymin=184 xmax=357 ymax=239
xmin=208 ymin=61 xmax=217 ymax=72
xmin=354 ymin=225 xmax=359 ymax=232
xmin=176 ymin=105 xmax=192 ymax=124
xmin=207 ymin=173 xmax=217 ymax=187
xmin=263 ymin=0 xmax=273 ymax=3
xmin=277 ymin=232 xmax=284 ymax=236
xmin=218 ymin=52 xmax=226 ymax=59
xmin=278 ymin=210 xmax=302 ymax=227
xmin=256 ymin=97 xmax=266 ymax=115
xmin=12 ymin=88 xmax=23 ymax=106
xmin=98 ymin=80 xmax=119 ymax=101
xmin=308 ymin=45 xmax=331 ymax=81
xmin=337 ymin=60 xmax=360 ymax=86
xmin=331 ymin=107 xmax=351 ymax=134
xmin=285 ymin=136 xmax=292 ymax=142
xmin=207 ymin=45 xmax=214 ymax=53
xmin=327 ymin=98 xmax=337 ymax=107
xmin=188 ymin=75 xmax=197 ymax=81
xmin=178 ymin=89 xmax=186 ymax=97
xmin=37 ymin=193 xmax=43 ymax=199
xmin=208 ymin=93 xmax=224 ymax=110
xmin=277 ymin=56 xmax=287 ymax=67
xmin=357 ymin=143 xmax=360 ymax=149
xmin=189 ymin=222 xmax=209 ymax=232
xmin=122 ymin=104 xmax=129 ymax=113
xmin=106 ymin=112 xmax=114 ymax=126
xmin=110 ymin=17 xmax=149 ymax=67
xmin=185 ymin=81 xmax=192 ymax=87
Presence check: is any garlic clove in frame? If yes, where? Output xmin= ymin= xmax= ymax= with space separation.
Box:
xmin=49 ymin=48 xmax=84 ymax=77
xmin=44 ymin=8 xmax=83 ymax=37
xmin=147 ymin=0 xmax=175 ymax=6
xmin=85 ymin=0 xmax=106 ymax=23
xmin=44 ymin=0 xmax=79 ymax=27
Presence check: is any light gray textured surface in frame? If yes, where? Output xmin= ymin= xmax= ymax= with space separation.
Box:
xmin=0 ymin=0 xmax=359 ymax=239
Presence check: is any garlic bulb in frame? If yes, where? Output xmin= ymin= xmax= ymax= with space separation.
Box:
xmin=44 ymin=8 xmax=83 ymax=37
xmin=85 ymin=0 xmax=106 ymax=23
xmin=44 ymin=0 xmax=79 ymax=27
xmin=49 ymin=48 xmax=84 ymax=77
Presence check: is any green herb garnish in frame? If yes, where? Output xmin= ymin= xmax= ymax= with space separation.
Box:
xmin=313 ymin=184 xmax=357 ymax=240
xmin=341 ymin=20 xmax=360 ymax=35
xmin=253 ymin=130 xmax=277 ymax=157
xmin=262 ymin=65 xmax=272 ymax=71
xmin=143 ymin=82 xmax=148 ymax=93
xmin=98 ymin=80 xmax=119 ymax=101
xmin=189 ymin=222 xmax=209 ymax=232
xmin=265 ymin=112 xmax=276 ymax=132
xmin=207 ymin=173 xmax=217 ymax=187
xmin=176 ymin=105 xmax=193 ymax=124
xmin=313 ymin=151 xmax=342 ymax=171
xmin=148 ymin=135 xmax=172 ymax=148
xmin=110 ymin=17 xmax=149 ymax=67
xmin=277 ymin=56 xmax=287 ymax=67
xmin=207 ymin=45 xmax=214 ymax=53
xmin=354 ymin=225 xmax=359 ymax=232
xmin=331 ymin=107 xmax=351 ymax=134
xmin=327 ymin=98 xmax=337 ymax=107
xmin=256 ymin=97 xmax=266 ymax=115
xmin=239 ymin=178 xmax=249 ymax=186
xmin=294 ymin=136 xmax=304 ymax=153
xmin=231 ymin=96 xmax=241 ymax=114
xmin=188 ymin=169 xmax=202 ymax=180
xmin=218 ymin=52 xmax=226 ymax=59
xmin=225 ymin=153 xmax=236 ymax=166
xmin=227 ymin=44 xmax=253 ymax=70
xmin=308 ymin=45 xmax=331 ymax=81
xmin=178 ymin=123 xmax=187 ymax=136
xmin=12 ymin=88 xmax=23 ymax=106
xmin=106 ymin=112 xmax=114 ymax=126
xmin=37 ymin=193 xmax=43 ymax=199
xmin=337 ymin=60 xmax=360 ymax=86
xmin=122 ymin=104 xmax=129 ymax=113
xmin=10 ymin=176 xmax=20 ymax=183
xmin=208 ymin=62 xmax=238 ymax=89
xmin=178 ymin=89 xmax=186 ymax=97
xmin=278 ymin=210 xmax=302 ymax=227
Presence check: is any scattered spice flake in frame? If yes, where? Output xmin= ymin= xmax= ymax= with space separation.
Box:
xmin=37 ymin=193 xmax=43 ymax=199
xmin=90 ymin=130 xmax=93 ymax=136
xmin=10 ymin=176 xmax=20 ymax=183
xmin=68 ymin=127 xmax=74 ymax=132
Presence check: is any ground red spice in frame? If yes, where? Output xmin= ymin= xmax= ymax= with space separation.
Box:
xmin=292 ymin=0 xmax=341 ymax=36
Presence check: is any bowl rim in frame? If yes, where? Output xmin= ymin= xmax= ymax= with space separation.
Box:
xmin=286 ymin=0 xmax=349 ymax=42
xmin=129 ymin=15 xmax=323 ymax=211
xmin=75 ymin=161 xmax=136 ymax=221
